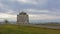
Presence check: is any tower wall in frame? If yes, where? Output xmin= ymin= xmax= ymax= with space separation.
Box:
xmin=17 ymin=12 xmax=29 ymax=24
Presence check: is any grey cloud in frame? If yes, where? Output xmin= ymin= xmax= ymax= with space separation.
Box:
xmin=0 ymin=0 xmax=60 ymax=22
xmin=48 ymin=0 xmax=60 ymax=10
xmin=0 ymin=0 xmax=48 ymax=14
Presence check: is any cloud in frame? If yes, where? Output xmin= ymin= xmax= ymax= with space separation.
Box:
xmin=48 ymin=0 xmax=60 ymax=10
xmin=22 ymin=9 xmax=60 ymax=21
xmin=17 ymin=0 xmax=38 ymax=5
xmin=9 ymin=0 xmax=37 ymax=4
xmin=0 ymin=13 xmax=16 ymax=19
xmin=29 ymin=14 xmax=60 ymax=20
xmin=9 ymin=0 xmax=48 ymax=5
xmin=0 ymin=13 xmax=17 ymax=21
xmin=0 ymin=0 xmax=48 ymax=11
xmin=0 ymin=3 xmax=4 ymax=8
xmin=0 ymin=3 xmax=3 ymax=7
xmin=0 ymin=0 xmax=60 ymax=22
xmin=0 ymin=12 xmax=59 ymax=22
xmin=0 ymin=2 xmax=16 ymax=18
xmin=0 ymin=2 xmax=16 ymax=14
xmin=23 ymin=9 xmax=50 ymax=14
xmin=23 ymin=9 xmax=59 ymax=15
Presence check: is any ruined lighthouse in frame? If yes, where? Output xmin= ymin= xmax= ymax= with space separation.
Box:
xmin=17 ymin=11 xmax=29 ymax=24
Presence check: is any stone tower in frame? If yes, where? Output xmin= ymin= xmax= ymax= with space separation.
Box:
xmin=17 ymin=12 xmax=29 ymax=24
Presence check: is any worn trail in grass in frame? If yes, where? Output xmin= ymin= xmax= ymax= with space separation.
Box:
xmin=0 ymin=24 xmax=60 ymax=34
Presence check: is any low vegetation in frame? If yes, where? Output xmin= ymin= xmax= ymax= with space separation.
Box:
xmin=0 ymin=24 xmax=60 ymax=34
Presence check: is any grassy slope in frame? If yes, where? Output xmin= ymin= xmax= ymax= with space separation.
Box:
xmin=0 ymin=24 xmax=60 ymax=34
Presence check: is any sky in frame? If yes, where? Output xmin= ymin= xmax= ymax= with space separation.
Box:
xmin=0 ymin=0 xmax=60 ymax=23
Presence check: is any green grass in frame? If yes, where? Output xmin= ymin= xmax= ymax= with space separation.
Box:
xmin=0 ymin=24 xmax=60 ymax=34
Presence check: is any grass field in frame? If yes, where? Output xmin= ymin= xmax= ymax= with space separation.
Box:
xmin=0 ymin=24 xmax=60 ymax=34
